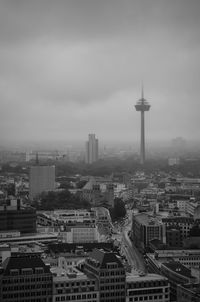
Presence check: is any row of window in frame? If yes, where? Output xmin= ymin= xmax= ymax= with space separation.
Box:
xmin=127 ymin=281 xmax=167 ymax=289
xmin=55 ymin=293 xmax=97 ymax=301
xmin=100 ymin=292 xmax=125 ymax=298
xmin=55 ymin=280 xmax=95 ymax=287
xmin=3 ymin=284 xmax=52 ymax=291
xmin=2 ymin=276 xmax=52 ymax=284
xmin=129 ymin=294 xmax=169 ymax=301
xmin=56 ymin=287 xmax=95 ymax=294
xmin=100 ymin=278 xmax=125 ymax=283
xmin=2 ymin=291 xmax=52 ymax=299
xmin=100 ymin=270 xmax=125 ymax=276
xmin=128 ymin=288 xmax=164 ymax=295
xmin=100 ymin=285 xmax=124 ymax=290
xmin=2 ymin=299 xmax=51 ymax=302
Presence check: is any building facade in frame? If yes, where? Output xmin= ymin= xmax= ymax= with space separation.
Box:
xmin=0 ymin=198 xmax=36 ymax=234
xmin=132 ymin=213 xmax=166 ymax=251
xmin=85 ymin=134 xmax=98 ymax=164
xmin=29 ymin=165 xmax=55 ymax=200
xmin=0 ymin=255 xmax=53 ymax=302
xmin=52 ymin=266 xmax=99 ymax=302
xmin=126 ymin=273 xmax=170 ymax=302
xmin=84 ymin=248 xmax=126 ymax=302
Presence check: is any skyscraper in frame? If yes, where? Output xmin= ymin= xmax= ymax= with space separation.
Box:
xmin=135 ymin=87 xmax=151 ymax=164
xmin=85 ymin=134 xmax=99 ymax=164
xmin=29 ymin=165 xmax=55 ymax=200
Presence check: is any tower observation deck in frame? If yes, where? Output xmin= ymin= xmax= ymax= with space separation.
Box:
xmin=135 ymin=88 xmax=151 ymax=164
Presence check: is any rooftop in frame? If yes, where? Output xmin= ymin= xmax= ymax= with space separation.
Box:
xmin=88 ymin=248 xmax=123 ymax=269
xmin=126 ymin=273 xmax=168 ymax=283
xmin=1 ymin=255 xmax=50 ymax=275
xmin=134 ymin=213 xmax=162 ymax=226
xmin=162 ymin=261 xmax=194 ymax=279
xmin=51 ymin=266 xmax=89 ymax=281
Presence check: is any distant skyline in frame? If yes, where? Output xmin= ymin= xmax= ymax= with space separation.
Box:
xmin=0 ymin=0 xmax=200 ymax=146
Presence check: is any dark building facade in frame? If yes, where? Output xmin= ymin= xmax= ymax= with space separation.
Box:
xmin=84 ymin=248 xmax=126 ymax=302
xmin=160 ymin=261 xmax=196 ymax=301
xmin=0 ymin=200 xmax=36 ymax=234
xmin=0 ymin=255 xmax=53 ymax=302
xmin=177 ymin=283 xmax=200 ymax=302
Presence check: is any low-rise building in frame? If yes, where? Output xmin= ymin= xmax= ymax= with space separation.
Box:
xmin=52 ymin=266 xmax=99 ymax=302
xmin=126 ymin=273 xmax=170 ymax=302
xmin=160 ymin=262 xmax=197 ymax=301
xmin=84 ymin=248 xmax=126 ymax=302
xmin=132 ymin=213 xmax=166 ymax=251
xmin=0 ymin=254 xmax=53 ymax=302
xmin=177 ymin=283 xmax=200 ymax=302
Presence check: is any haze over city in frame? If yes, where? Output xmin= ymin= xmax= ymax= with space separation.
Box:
xmin=0 ymin=0 xmax=200 ymax=148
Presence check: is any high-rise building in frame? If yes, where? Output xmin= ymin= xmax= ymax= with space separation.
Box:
xmin=29 ymin=165 xmax=55 ymax=200
xmin=85 ymin=134 xmax=98 ymax=164
xmin=135 ymin=87 xmax=151 ymax=164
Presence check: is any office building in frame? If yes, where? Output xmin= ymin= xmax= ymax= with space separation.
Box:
xmin=126 ymin=273 xmax=170 ymax=302
xmin=132 ymin=213 xmax=166 ymax=251
xmin=85 ymin=134 xmax=98 ymax=164
xmin=84 ymin=248 xmax=126 ymax=302
xmin=160 ymin=262 xmax=197 ymax=301
xmin=29 ymin=165 xmax=55 ymax=200
xmin=162 ymin=217 xmax=194 ymax=245
xmin=177 ymin=283 xmax=200 ymax=302
xmin=0 ymin=254 xmax=53 ymax=302
xmin=0 ymin=198 xmax=36 ymax=234
xmin=52 ymin=266 xmax=99 ymax=302
xmin=60 ymin=224 xmax=100 ymax=243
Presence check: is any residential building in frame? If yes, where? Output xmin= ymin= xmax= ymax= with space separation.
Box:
xmin=85 ymin=134 xmax=98 ymax=164
xmin=82 ymin=178 xmax=114 ymax=207
xmin=29 ymin=165 xmax=55 ymax=200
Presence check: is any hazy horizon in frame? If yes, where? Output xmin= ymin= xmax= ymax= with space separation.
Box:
xmin=0 ymin=0 xmax=200 ymax=145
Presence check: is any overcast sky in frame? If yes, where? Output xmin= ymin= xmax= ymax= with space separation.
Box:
xmin=0 ymin=0 xmax=200 ymax=147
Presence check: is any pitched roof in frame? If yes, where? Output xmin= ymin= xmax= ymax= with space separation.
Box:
xmin=2 ymin=255 xmax=51 ymax=276
xmin=89 ymin=248 xmax=124 ymax=269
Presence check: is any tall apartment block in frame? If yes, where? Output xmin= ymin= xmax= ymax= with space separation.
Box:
xmin=85 ymin=134 xmax=98 ymax=164
xmin=29 ymin=165 xmax=55 ymax=200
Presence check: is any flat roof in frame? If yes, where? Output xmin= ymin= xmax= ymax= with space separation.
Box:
xmin=134 ymin=213 xmax=161 ymax=226
xmin=126 ymin=273 xmax=167 ymax=283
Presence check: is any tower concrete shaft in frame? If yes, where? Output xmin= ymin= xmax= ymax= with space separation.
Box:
xmin=135 ymin=90 xmax=151 ymax=165
xmin=140 ymin=110 xmax=145 ymax=164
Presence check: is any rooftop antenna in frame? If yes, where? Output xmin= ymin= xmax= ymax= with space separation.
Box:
xmin=141 ymin=81 xmax=144 ymax=99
